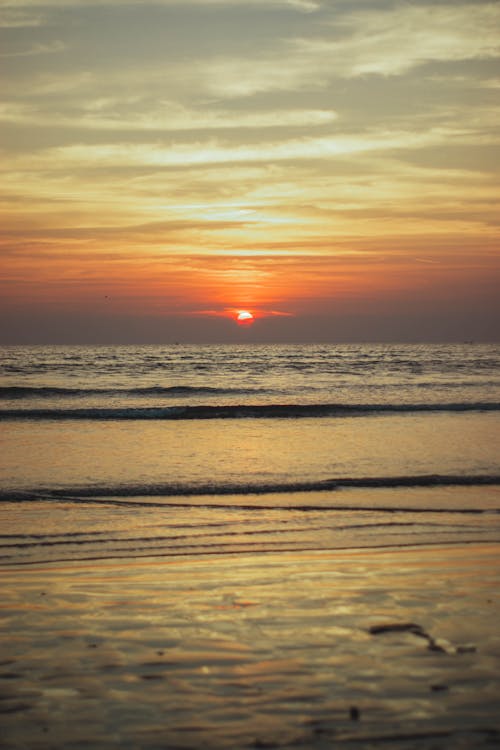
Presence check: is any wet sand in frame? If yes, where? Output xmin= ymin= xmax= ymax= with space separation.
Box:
xmin=1 ymin=544 xmax=500 ymax=749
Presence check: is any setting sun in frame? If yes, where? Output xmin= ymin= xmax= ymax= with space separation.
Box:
xmin=236 ymin=310 xmax=254 ymax=326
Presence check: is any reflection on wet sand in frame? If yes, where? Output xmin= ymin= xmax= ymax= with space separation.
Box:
xmin=1 ymin=545 xmax=500 ymax=749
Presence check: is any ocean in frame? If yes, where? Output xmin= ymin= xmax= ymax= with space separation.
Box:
xmin=2 ymin=343 xmax=500 ymax=749
xmin=1 ymin=343 xmax=499 ymax=567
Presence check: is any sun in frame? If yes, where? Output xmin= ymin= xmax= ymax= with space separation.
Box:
xmin=236 ymin=310 xmax=254 ymax=326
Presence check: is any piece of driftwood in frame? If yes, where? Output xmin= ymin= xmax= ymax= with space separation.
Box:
xmin=369 ymin=622 xmax=446 ymax=652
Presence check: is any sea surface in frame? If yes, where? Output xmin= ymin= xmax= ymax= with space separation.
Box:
xmin=1 ymin=343 xmax=500 ymax=567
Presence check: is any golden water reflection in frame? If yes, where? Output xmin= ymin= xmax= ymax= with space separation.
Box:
xmin=1 ymin=546 xmax=500 ymax=748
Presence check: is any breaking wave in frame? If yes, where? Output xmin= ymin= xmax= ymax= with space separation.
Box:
xmin=0 ymin=385 xmax=270 ymax=399
xmin=0 ymin=401 xmax=499 ymax=420
xmin=2 ymin=474 xmax=499 ymax=504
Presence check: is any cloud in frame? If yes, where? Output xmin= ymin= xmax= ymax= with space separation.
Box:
xmin=0 ymin=40 xmax=65 ymax=58
xmin=196 ymin=3 xmax=500 ymax=96
xmin=0 ymin=100 xmax=337 ymax=133
xmin=0 ymin=8 xmax=44 ymax=26
xmin=193 ymin=306 xmax=295 ymax=319
xmin=1 ymin=0 xmax=319 ymax=9
xmin=5 ymin=125 xmax=474 ymax=171
xmin=320 ymin=3 xmax=500 ymax=76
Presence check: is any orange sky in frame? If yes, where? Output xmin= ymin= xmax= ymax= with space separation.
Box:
xmin=1 ymin=0 xmax=499 ymax=342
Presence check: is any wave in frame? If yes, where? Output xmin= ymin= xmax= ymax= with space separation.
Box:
xmin=2 ymin=474 xmax=499 ymax=503
xmin=0 ymin=385 xmax=269 ymax=399
xmin=0 ymin=401 xmax=499 ymax=420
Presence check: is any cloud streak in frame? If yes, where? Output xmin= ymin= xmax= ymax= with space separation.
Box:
xmin=195 ymin=3 xmax=500 ymax=97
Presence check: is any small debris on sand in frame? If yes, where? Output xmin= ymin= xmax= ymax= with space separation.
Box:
xmin=349 ymin=705 xmax=360 ymax=720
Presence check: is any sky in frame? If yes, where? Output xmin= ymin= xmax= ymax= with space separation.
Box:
xmin=1 ymin=0 xmax=499 ymax=343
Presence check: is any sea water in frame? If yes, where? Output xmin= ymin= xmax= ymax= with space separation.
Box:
xmin=1 ymin=343 xmax=499 ymax=566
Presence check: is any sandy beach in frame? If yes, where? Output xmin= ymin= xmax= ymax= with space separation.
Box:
xmin=1 ymin=542 xmax=499 ymax=749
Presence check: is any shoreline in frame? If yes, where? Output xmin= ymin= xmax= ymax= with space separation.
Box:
xmin=1 ymin=543 xmax=500 ymax=748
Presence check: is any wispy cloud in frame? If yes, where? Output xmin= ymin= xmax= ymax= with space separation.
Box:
xmin=0 ymin=101 xmax=337 ymax=132
xmin=2 ymin=0 xmax=320 ymax=9
xmin=197 ymin=3 xmax=500 ymax=96
xmin=0 ymin=40 xmax=65 ymax=57
xmin=6 ymin=127 xmax=465 ymax=170
xmin=0 ymin=8 xmax=45 ymax=27
xmin=321 ymin=3 xmax=500 ymax=76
